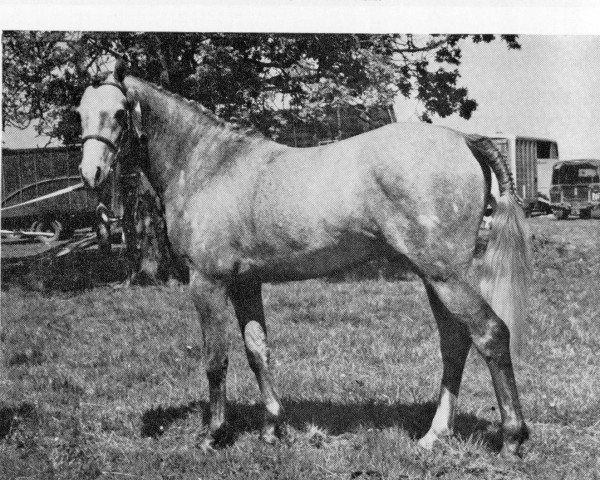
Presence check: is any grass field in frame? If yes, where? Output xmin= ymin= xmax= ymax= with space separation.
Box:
xmin=1 ymin=216 xmax=599 ymax=479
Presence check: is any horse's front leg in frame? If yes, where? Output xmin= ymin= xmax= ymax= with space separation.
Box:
xmin=190 ymin=271 xmax=230 ymax=451
xmin=229 ymin=281 xmax=284 ymax=444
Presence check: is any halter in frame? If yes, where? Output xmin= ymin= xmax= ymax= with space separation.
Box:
xmin=81 ymin=82 xmax=130 ymax=162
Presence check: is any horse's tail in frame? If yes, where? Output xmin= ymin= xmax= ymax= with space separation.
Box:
xmin=465 ymin=134 xmax=532 ymax=358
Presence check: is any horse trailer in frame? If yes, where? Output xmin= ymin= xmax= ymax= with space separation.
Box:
xmin=1 ymin=146 xmax=121 ymax=241
xmin=486 ymin=134 xmax=559 ymax=214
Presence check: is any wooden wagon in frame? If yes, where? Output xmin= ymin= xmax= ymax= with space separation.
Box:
xmin=1 ymin=145 xmax=123 ymax=243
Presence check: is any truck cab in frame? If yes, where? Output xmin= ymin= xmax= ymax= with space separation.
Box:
xmin=549 ymin=159 xmax=600 ymax=219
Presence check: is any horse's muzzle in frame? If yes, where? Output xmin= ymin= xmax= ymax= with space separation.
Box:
xmin=79 ymin=165 xmax=103 ymax=189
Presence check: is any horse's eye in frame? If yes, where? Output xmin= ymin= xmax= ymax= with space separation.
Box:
xmin=115 ymin=109 xmax=127 ymax=124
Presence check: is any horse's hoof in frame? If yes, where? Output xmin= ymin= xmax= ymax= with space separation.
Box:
xmin=499 ymin=423 xmax=528 ymax=459
xmin=499 ymin=442 xmax=523 ymax=460
xmin=418 ymin=429 xmax=450 ymax=450
xmin=417 ymin=432 xmax=438 ymax=450
xmin=198 ymin=436 xmax=218 ymax=454
xmin=261 ymin=423 xmax=293 ymax=445
xmin=198 ymin=423 xmax=232 ymax=452
xmin=261 ymin=425 xmax=278 ymax=445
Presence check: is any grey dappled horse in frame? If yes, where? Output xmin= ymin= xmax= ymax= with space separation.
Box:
xmin=77 ymin=61 xmax=531 ymax=457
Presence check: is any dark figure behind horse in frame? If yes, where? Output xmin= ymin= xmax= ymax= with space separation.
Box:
xmin=77 ymin=61 xmax=531 ymax=457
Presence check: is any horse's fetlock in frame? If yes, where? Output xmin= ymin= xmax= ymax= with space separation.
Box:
xmin=206 ymin=357 xmax=228 ymax=381
xmin=200 ymin=420 xmax=232 ymax=451
xmin=499 ymin=420 xmax=528 ymax=459
xmin=503 ymin=419 xmax=528 ymax=444
xmin=264 ymin=399 xmax=283 ymax=420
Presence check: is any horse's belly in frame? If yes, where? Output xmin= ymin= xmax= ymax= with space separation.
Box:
xmin=234 ymin=234 xmax=387 ymax=283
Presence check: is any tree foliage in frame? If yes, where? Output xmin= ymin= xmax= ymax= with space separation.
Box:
xmin=2 ymin=32 xmax=520 ymax=144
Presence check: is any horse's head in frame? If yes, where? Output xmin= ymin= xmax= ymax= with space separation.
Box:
xmin=77 ymin=60 xmax=134 ymax=189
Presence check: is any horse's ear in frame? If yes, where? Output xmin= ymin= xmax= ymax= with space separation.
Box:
xmin=114 ymin=59 xmax=127 ymax=83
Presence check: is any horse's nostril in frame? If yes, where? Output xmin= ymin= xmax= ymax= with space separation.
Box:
xmin=79 ymin=166 xmax=90 ymax=188
xmin=94 ymin=166 xmax=102 ymax=184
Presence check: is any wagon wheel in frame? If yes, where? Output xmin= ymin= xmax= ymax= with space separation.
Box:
xmin=34 ymin=219 xmax=63 ymax=243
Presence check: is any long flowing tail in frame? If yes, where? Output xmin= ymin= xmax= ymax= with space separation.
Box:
xmin=466 ymin=135 xmax=532 ymax=358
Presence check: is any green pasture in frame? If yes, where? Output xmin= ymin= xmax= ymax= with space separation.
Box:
xmin=1 ymin=217 xmax=599 ymax=479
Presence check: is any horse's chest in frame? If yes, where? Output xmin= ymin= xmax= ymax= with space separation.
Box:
xmin=164 ymin=187 xmax=246 ymax=275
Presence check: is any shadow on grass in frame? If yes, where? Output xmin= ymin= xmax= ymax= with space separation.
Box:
xmin=0 ymin=402 xmax=37 ymax=440
xmin=1 ymin=248 xmax=129 ymax=293
xmin=141 ymin=398 xmax=500 ymax=451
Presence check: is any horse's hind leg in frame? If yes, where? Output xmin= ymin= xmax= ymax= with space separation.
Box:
xmin=229 ymin=281 xmax=283 ymax=443
xmin=418 ymin=282 xmax=472 ymax=449
xmin=424 ymin=277 xmax=528 ymax=457
xmin=190 ymin=271 xmax=230 ymax=451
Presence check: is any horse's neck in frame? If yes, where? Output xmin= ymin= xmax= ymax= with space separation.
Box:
xmin=126 ymin=78 xmax=267 ymax=198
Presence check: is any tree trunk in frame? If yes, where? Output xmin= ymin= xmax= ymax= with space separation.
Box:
xmin=119 ymin=170 xmax=141 ymax=280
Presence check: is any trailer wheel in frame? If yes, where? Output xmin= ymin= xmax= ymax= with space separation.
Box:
xmin=553 ymin=209 xmax=570 ymax=220
xmin=35 ymin=219 xmax=63 ymax=242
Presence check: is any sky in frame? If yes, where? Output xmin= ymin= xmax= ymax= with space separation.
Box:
xmin=395 ymin=35 xmax=600 ymax=159
xmin=1 ymin=6 xmax=600 ymax=160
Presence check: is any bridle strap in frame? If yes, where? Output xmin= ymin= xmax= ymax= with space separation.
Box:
xmin=97 ymin=81 xmax=128 ymax=98
xmin=81 ymin=134 xmax=119 ymax=152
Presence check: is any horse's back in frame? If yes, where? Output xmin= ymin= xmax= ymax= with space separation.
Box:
xmin=171 ymin=122 xmax=487 ymax=282
xmin=257 ymin=122 xmax=486 ymax=229
xmin=248 ymin=123 xmax=486 ymax=277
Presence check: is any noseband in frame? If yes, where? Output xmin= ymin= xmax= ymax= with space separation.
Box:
xmin=81 ymin=82 xmax=130 ymax=160
xmin=81 ymin=133 xmax=121 ymax=153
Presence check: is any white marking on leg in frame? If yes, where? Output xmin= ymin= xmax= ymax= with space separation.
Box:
xmin=418 ymin=386 xmax=457 ymax=450
xmin=431 ymin=386 xmax=456 ymax=434
xmin=244 ymin=320 xmax=268 ymax=361
xmin=265 ymin=398 xmax=281 ymax=417
xmin=244 ymin=320 xmax=281 ymax=414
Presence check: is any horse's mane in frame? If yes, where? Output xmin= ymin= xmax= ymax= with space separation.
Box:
xmin=129 ymin=76 xmax=266 ymax=143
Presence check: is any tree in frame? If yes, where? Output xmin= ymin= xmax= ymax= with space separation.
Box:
xmin=2 ymin=32 xmax=520 ymax=284
xmin=3 ymin=32 xmax=520 ymax=143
